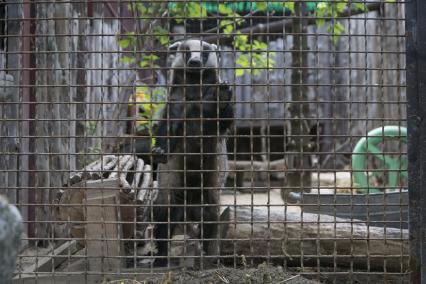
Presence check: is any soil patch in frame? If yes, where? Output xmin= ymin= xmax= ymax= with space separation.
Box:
xmin=108 ymin=266 xmax=319 ymax=284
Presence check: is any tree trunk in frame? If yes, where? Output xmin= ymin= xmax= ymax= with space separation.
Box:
xmin=285 ymin=1 xmax=312 ymax=199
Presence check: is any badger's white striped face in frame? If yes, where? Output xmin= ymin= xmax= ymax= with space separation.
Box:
xmin=168 ymin=40 xmax=218 ymax=72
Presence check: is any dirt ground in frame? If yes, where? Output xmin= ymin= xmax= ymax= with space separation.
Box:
xmin=107 ymin=266 xmax=319 ymax=284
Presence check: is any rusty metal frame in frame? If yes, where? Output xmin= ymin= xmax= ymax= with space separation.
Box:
xmin=406 ymin=0 xmax=425 ymax=282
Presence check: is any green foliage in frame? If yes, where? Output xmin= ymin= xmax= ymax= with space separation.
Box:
xmin=130 ymin=86 xmax=167 ymax=144
xmin=315 ymin=1 xmax=368 ymax=44
xmin=329 ymin=21 xmax=345 ymax=45
xmin=216 ymin=4 xmax=272 ymax=77
xmin=284 ymin=2 xmax=295 ymax=14
xmin=117 ymin=0 xmax=373 ymax=133
xmin=153 ymin=26 xmax=170 ymax=46
xmin=85 ymin=120 xmax=98 ymax=136
xmin=255 ymin=2 xmax=268 ymax=12
xmin=139 ymin=54 xmax=160 ymax=68
xmin=83 ymin=145 xmax=102 ymax=155
xmin=170 ymin=2 xmax=207 ymax=23
xmin=218 ymin=3 xmax=233 ymax=15
xmin=120 ymin=56 xmax=136 ymax=64
xmin=354 ymin=3 xmax=369 ymax=12
xmin=119 ymin=32 xmax=136 ymax=45
xmin=233 ymin=32 xmax=275 ymax=77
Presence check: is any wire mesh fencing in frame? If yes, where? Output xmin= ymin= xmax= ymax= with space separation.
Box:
xmin=0 ymin=1 xmax=410 ymax=283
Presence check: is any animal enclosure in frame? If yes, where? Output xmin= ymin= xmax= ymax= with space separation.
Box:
xmin=0 ymin=0 xmax=414 ymax=283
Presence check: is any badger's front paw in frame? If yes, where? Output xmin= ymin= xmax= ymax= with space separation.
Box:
xmin=151 ymin=147 xmax=168 ymax=164
xmin=219 ymin=81 xmax=233 ymax=102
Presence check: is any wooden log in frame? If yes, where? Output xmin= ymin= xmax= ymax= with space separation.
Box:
xmin=118 ymin=156 xmax=137 ymax=193
xmin=137 ymin=164 xmax=153 ymax=202
xmin=135 ymin=180 xmax=159 ymax=258
xmin=58 ymin=178 xmax=135 ymax=244
xmin=109 ymin=155 xmax=133 ymax=179
xmin=69 ymin=155 xmax=117 ymax=185
xmin=58 ymin=155 xmax=154 ymax=246
xmin=84 ymin=179 xmax=123 ymax=272
xmin=132 ymin=159 xmax=145 ymax=189
xmin=220 ymin=206 xmax=409 ymax=272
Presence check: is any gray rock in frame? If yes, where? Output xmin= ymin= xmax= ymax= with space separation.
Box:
xmin=0 ymin=195 xmax=23 ymax=282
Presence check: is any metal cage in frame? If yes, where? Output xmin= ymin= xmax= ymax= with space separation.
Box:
xmin=0 ymin=0 xmax=416 ymax=283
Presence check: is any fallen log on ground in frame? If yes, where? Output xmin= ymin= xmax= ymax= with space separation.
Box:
xmin=219 ymin=206 xmax=409 ymax=272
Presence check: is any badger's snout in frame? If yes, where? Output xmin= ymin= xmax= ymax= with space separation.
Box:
xmin=187 ymin=58 xmax=202 ymax=70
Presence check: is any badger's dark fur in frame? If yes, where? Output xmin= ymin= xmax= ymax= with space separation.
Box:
xmin=153 ymin=39 xmax=233 ymax=264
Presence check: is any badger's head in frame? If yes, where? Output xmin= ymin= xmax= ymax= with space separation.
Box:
xmin=168 ymin=40 xmax=219 ymax=82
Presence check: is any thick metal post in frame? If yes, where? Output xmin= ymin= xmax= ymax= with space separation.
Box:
xmin=406 ymin=0 xmax=426 ymax=282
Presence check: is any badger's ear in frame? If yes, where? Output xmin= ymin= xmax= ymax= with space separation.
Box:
xmin=211 ymin=44 xmax=218 ymax=51
xmin=168 ymin=42 xmax=181 ymax=54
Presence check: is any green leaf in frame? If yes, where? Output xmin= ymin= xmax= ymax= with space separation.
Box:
xmin=218 ymin=4 xmax=233 ymax=15
xmin=118 ymin=38 xmax=130 ymax=49
xmin=235 ymin=16 xmax=245 ymax=26
xmin=120 ymin=56 xmax=136 ymax=64
xmin=236 ymin=54 xmax=249 ymax=68
xmin=139 ymin=61 xmax=149 ymax=67
xmin=316 ymin=2 xmax=328 ymax=11
xmin=284 ymin=2 xmax=295 ymax=14
xmin=159 ymin=36 xmax=169 ymax=46
xmin=354 ymin=3 xmax=368 ymax=12
xmin=136 ymin=3 xmax=147 ymax=14
xmin=234 ymin=33 xmax=248 ymax=50
xmin=146 ymin=54 xmax=160 ymax=61
xmin=315 ymin=2 xmax=329 ymax=20
xmin=253 ymin=40 xmax=267 ymax=50
xmin=267 ymin=58 xmax=275 ymax=69
xmin=139 ymin=55 xmax=159 ymax=68
xmin=136 ymin=86 xmax=149 ymax=94
xmin=316 ymin=18 xmax=325 ymax=28
xmin=235 ymin=69 xmax=245 ymax=77
xmin=220 ymin=19 xmax=234 ymax=34
xmin=187 ymin=3 xmax=207 ymax=18
xmin=256 ymin=2 xmax=268 ymax=12
xmin=153 ymin=27 xmax=170 ymax=46
xmin=139 ymin=54 xmax=160 ymax=67
xmin=329 ymin=21 xmax=345 ymax=45
xmin=335 ymin=2 xmax=347 ymax=14
xmin=224 ymin=25 xmax=234 ymax=35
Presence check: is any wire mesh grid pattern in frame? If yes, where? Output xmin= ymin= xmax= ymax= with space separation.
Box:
xmin=0 ymin=1 xmax=410 ymax=283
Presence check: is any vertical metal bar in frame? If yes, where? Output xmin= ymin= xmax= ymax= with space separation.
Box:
xmin=5 ymin=0 xmax=24 ymax=228
xmin=407 ymin=0 xmax=424 ymax=282
xmin=21 ymin=0 xmax=36 ymax=242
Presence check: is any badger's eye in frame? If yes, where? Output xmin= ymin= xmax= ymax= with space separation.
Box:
xmin=201 ymin=51 xmax=209 ymax=63
xmin=201 ymin=45 xmax=211 ymax=63
xmin=183 ymin=46 xmax=191 ymax=62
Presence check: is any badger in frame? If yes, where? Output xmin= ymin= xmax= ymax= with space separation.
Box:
xmin=152 ymin=39 xmax=234 ymax=265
